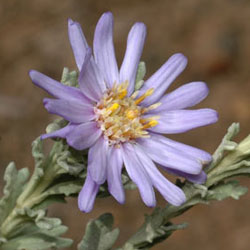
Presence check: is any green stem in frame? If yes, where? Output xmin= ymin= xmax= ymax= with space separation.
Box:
xmin=0 ymin=211 xmax=29 ymax=237
xmin=121 ymin=192 xmax=197 ymax=249
xmin=0 ymin=161 xmax=59 ymax=237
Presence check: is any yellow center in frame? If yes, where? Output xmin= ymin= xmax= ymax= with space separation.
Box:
xmin=95 ymin=82 xmax=160 ymax=146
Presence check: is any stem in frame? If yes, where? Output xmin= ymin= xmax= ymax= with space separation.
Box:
xmin=0 ymin=160 xmax=59 ymax=237
xmin=0 ymin=211 xmax=28 ymax=237
xmin=120 ymin=191 xmax=197 ymax=249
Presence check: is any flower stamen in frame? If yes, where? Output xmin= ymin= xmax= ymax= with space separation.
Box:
xmin=143 ymin=120 xmax=158 ymax=129
xmin=126 ymin=109 xmax=140 ymax=120
xmin=141 ymin=102 xmax=161 ymax=113
xmin=95 ymin=84 xmax=159 ymax=145
xmin=107 ymin=103 xmax=120 ymax=113
xmin=134 ymin=88 xmax=154 ymax=105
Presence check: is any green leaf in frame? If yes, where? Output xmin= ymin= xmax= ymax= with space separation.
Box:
xmin=207 ymin=122 xmax=240 ymax=172
xmin=206 ymin=159 xmax=250 ymax=186
xmin=135 ymin=62 xmax=146 ymax=91
xmin=207 ymin=127 xmax=250 ymax=186
xmin=32 ymin=137 xmax=46 ymax=165
xmin=207 ymin=180 xmax=248 ymax=201
xmin=77 ymin=213 xmax=119 ymax=250
xmin=0 ymin=163 xmax=29 ymax=224
xmin=32 ymin=196 xmax=66 ymax=211
xmin=1 ymin=211 xmax=72 ymax=249
xmin=122 ymin=173 xmax=137 ymax=190
xmin=0 ymin=138 xmax=80 ymax=247
xmin=122 ymin=206 xmax=187 ymax=250
xmin=120 ymin=177 xmax=248 ymax=249
xmin=119 ymin=123 xmax=250 ymax=250
xmin=56 ymin=147 xmax=86 ymax=176
xmin=15 ymin=138 xmax=46 ymax=206
xmin=1 ymin=226 xmax=72 ymax=250
xmin=61 ymin=67 xmax=78 ymax=87
xmin=43 ymin=181 xmax=82 ymax=197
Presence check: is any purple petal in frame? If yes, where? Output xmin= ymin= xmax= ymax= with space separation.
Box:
xmin=78 ymin=173 xmax=99 ymax=213
xmin=148 ymin=108 xmax=218 ymax=134
xmin=93 ymin=12 xmax=119 ymax=88
xmin=43 ymin=98 xmax=95 ymax=124
xmin=137 ymin=136 xmax=202 ymax=174
xmin=66 ymin=122 xmax=102 ymax=150
xmin=185 ymin=171 xmax=207 ymax=184
xmin=135 ymin=144 xmax=186 ymax=206
xmin=68 ymin=18 xmax=88 ymax=71
xmin=149 ymin=81 xmax=209 ymax=113
xmin=120 ymin=22 xmax=147 ymax=95
xmin=122 ymin=143 xmax=156 ymax=207
xmin=139 ymin=53 xmax=187 ymax=106
xmin=41 ymin=124 xmax=75 ymax=140
xmin=29 ymin=70 xmax=91 ymax=103
xmin=107 ymin=146 xmax=125 ymax=204
xmin=148 ymin=133 xmax=212 ymax=163
xmin=88 ymin=137 xmax=108 ymax=184
xmin=165 ymin=168 xmax=207 ymax=184
xmin=79 ymin=48 xmax=106 ymax=102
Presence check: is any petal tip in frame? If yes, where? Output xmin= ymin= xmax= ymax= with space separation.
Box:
xmin=177 ymin=196 xmax=186 ymax=206
xmin=214 ymin=110 xmax=219 ymax=121
xmin=209 ymin=109 xmax=219 ymax=124
xmin=40 ymin=134 xmax=46 ymax=140
xmin=146 ymin=200 xmax=156 ymax=208
xmin=78 ymin=199 xmax=93 ymax=213
xmin=116 ymin=195 xmax=126 ymax=205
xmin=171 ymin=191 xmax=186 ymax=206
xmin=134 ymin=21 xmax=146 ymax=29
xmin=202 ymin=153 xmax=212 ymax=163
xmin=197 ymin=172 xmax=207 ymax=184
xmin=42 ymin=98 xmax=49 ymax=105
xmin=130 ymin=22 xmax=147 ymax=36
xmin=171 ymin=53 xmax=188 ymax=66
xmin=200 ymin=81 xmax=210 ymax=96
xmin=102 ymin=11 xmax=113 ymax=19
xmin=192 ymin=163 xmax=203 ymax=175
xmin=110 ymin=189 xmax=126 ymax=204
xmin=29 ymin=69 xmax=38 ymax=80
xmin=98 ymin=11 xmax=114 ymax=25
xmin=40 ymin=133 xmax=54 ymax=140
xmin=119 ymin=199 xmax=126 ymax=205
xmin=68 ymin=18 xmax=74 ymax=25
xmin=173 ymin=52 xmax=186 ymax=59
xmin=68 ymin=18 xmax=80 ymax=27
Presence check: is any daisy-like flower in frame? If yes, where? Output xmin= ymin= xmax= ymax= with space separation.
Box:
xmin=29 ymin=12 xmax=218 ymax=212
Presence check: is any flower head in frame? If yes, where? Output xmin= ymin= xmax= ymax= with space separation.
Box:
xmin=29 ymin=12 xmax=218 ymax=212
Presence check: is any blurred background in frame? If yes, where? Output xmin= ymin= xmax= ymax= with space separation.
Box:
xmin=0 ymin=0 xmax=250 ymax=249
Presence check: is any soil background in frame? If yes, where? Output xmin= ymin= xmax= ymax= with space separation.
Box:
xmin=1 ymin=0 xmax=250 ymax=249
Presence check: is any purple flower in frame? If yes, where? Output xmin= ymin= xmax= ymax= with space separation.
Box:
xmin=29 ymin=12 xmax=218 ymax=212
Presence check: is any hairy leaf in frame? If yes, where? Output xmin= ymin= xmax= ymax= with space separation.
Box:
xmin=135 ymin=61 xmax=146 ymax=91
xmin=0 ymin=163 xmax=29 ymax=224
xmin=78 ymin=213 xmax=119 ymax=250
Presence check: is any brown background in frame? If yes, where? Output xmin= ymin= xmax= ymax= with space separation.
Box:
xmin=1 ymin=0 xmax=250 ymax=249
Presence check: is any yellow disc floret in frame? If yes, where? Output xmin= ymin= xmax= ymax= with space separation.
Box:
xmin=95 ymin=82 xmax=160 ymax=146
